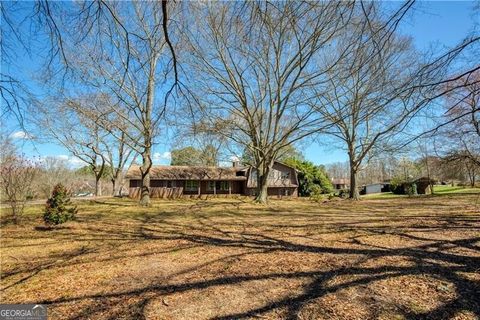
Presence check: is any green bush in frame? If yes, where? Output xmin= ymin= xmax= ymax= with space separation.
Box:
xmin=405 ymin=183 xmax=417 ymax=196
xmin=390 ymin=176 xmax=405 ymax=194
xmin=283 ymin=158 xmax=333 ymax=196
xmin=390 ymin=176 xmax=419 ymax=196
xmin=44 ymin=184 xmax=77 ymax=225
xmin=338 ymin=189 xmax=349 ymax=198
xmin=309 ymin=184 xmax=324 ymax=202
xmin=309 ymin=184 xmax=322 ymax=196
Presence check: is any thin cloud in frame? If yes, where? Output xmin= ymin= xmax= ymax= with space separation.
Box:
xmin=153 ymin=151 xmax=172 ymax=163
xmin=9 ymin=131 xmax=33 ymax=140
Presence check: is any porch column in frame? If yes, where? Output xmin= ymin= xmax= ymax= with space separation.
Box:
xmin=229 ymin=181 xmax=232 ymax=195
xmin=198 ymin=180 xmax=201 ymax=196
xmin=213 ymin=181 xmax=216 ymax=195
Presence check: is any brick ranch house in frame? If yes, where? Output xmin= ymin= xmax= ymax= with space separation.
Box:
xmin=126 ymin=161 xmax=299 ymax=199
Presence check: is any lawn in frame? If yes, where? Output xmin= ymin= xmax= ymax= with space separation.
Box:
xmin=362 ymin=185 xmax=480 ymax=200
xmin=1 ymin=194 xmax=479 ymax=319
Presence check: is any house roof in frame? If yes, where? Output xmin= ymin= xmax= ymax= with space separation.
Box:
xmin=126 ymin=165 xmax=248 ymax=181
xmin=331 ymin=178 xmax=350 ymax=185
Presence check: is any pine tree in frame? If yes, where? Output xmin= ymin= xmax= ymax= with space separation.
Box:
xmin=44 ymin=184 xmax=77 ymax=225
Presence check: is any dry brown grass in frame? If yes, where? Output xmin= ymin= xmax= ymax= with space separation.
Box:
xmin=1 ymin=194 xmax=479 ymax=320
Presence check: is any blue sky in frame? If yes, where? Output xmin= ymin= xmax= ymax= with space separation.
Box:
xmin=6 ymin=1 xmax=479 ymax=167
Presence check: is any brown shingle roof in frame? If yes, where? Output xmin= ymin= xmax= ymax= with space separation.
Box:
xmin=331 ymin=178 xmax=350 ymax=185
xmin=126 ymin=165 xmax=247 ymax=181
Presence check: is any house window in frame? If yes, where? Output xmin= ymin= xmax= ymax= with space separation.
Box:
xmin=220 ymin=181 xmax=229 ymax=191
xmin=281 ymin=171 xmax=290 ymax=179
xmin=151 ymin=180 xmax=163 ymax=187
xmin=185 ymin=180 xmax=199 ymax=191
xmin=207 ymin=181 xmax=215 ymax=191
xmin=129 ymin=180 xmax=141 ymax=188
xmin=207 ymin=181 xmax=229 ymax=191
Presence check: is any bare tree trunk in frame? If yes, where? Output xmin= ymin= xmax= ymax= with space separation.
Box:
xmin=112 ymin=176 xmax=124 ymax=196
xmin=255 ymin=162 xmax=272 ymax=204
xmin=111 ymin=179 xmax=116 ymax=197
xmin=94 ymin=174 xmax=102 ymax=197
xmin=140 ymin=146 xmax=152 ymax=206
xmin=465 ymin=162 xmax=476 ymax=187
xmin=425 ymin=156 xmax=434 ymax=195
xmin=255 ymin=173 xmax=269 ymax=204
xmin=12 ymin=205 xmax=18 ymax=224
xmin=111 ymin=174 xmax=123 ymax=196
xmin=348 ymin=146 xmax=360 ymax=200
xmin=349 ymin=168 xmax=360 ymax=200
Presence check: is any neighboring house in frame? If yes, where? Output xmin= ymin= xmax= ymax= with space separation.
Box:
xmin=126 ymin=161 xmax=298 ymax=199
xmin=331 ymin=178 xmax=349 ymax=190
xmin=360 ymin=182 xmax=391 ymax=195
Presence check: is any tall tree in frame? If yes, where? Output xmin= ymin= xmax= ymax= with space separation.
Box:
xmin=171 ymin=147 xmax=203 ymax=166
xmin=34 ymin=1 xmax=180 ymax=206
xmin=104 ymin=131 xmax=136 ymax=197
xmin=315 ymin=2 xmax=479 ymax=199
xmin=441 ymin=71 xmax=480 ymax=166
xmin=37 ymin=97 xmax=108 ymax=197
xmin=171 ymin=145 xmax=220 ymax=166
xmin=186 ymin=1 xmax=354 ymax=203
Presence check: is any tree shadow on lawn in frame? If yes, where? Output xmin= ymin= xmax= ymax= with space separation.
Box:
xmin=2 ymin=200 xmax=479 ymax=319
xmin=52 ymin=230 xmax=480 ymax=317
xmin=37 ymin=233 xmax=480 ymax=319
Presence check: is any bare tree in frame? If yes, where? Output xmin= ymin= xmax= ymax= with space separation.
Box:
xmin=40 ymin=1 xmax=181 ymax=206
xmin=0 ymin=1 xmax=36 ymax=130
xmin=185 ymin=1 xmax=354 ymax=203
xmin=427 ymin=70 xmax=480 ymax=186
xmin=104 ymin=131 xmax=136 ymax=197
xmin=0 ymin=152 xmax=38 ymax=223
xmin=325 ymin=162 xmax=350 ymax=181
xmin=36 ymin=97 xmax=108 ymax=197
xmin=315 ymin=2 xmax=480 ymax=199
xmin=442 ymin=71 xmax=480 ymax=165
xmin=35 ymin=157 xmax=77 ymax=199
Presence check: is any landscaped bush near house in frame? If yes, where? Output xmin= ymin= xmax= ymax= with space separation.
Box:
xmin=283 ymin=158 xmax=333 ymax=196
xmin=44 ymin=184 xmax=77 ymax=225
xmin=338 ymin=188 xmax=350 ymax=198
xmin=309 ymin=184 xmax=324 ymax=202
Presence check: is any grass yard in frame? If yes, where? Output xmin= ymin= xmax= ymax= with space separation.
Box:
xmin=1 ymin=193 xmax=479 ymax=319
xmin=362 ymin=185 xmax=480 ymax=200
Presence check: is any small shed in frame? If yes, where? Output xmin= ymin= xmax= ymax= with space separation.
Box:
xmin=415 ymin=177 xmax=435 ymax=194
xmin=362 ymin=183 xmax=384 ymax=195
